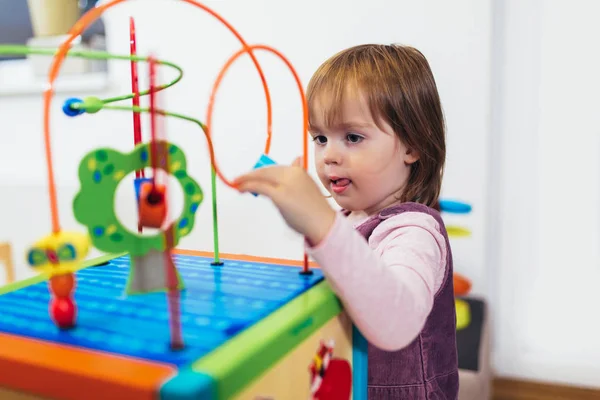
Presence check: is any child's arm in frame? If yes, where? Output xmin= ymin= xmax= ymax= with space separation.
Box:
xmin=232 ymin=163 xmax=445 ymax=350
xmin=306 ymin=211 xmax=447 ymax=352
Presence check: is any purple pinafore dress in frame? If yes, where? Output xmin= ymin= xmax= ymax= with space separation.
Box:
xmin=351 ymin=202 xmax=459 ymax=399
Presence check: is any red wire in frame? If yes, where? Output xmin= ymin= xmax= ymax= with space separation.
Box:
xmin=150 ymin=54 xmax=183 ymax=348
xmin=130 ymin=18 xmax=144 ymax=234
xmin=150 ymin=54 xmax=183 ymax=349
xmin=130 ymin=17 xmax=143 ymax=179
xmin=149 ymin=56 xmax=159 ymax=186
xmin=164 ymin=152 xmax=183 ymax=348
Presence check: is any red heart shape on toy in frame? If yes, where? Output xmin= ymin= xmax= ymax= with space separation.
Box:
xmin=314 ymin=359 xmax=351 ymax=400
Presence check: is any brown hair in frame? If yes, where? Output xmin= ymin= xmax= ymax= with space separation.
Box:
xmin=307 ymin=44 xmax=446 ymax=208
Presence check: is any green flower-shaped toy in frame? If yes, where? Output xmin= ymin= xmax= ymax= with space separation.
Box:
xmin=73 ymin=140 xmax=203 ymax=294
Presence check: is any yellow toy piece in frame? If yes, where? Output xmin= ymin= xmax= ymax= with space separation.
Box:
xmin=313 ymin=354 xmax=323 ymax=371
xmin=25 ymin=231 xmax=91 ymax=277
xmin=446 ymin=225 xmax=472 ymax=238
xmin=455 ymin=299 xmax=471 ymax=330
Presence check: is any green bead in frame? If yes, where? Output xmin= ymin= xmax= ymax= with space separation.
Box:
xmin=82 ymin=96 xmax=104 ymax=114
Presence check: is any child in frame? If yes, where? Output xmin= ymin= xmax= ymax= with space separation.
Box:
xmin=234 ymin=44 xmax=458 ymax=399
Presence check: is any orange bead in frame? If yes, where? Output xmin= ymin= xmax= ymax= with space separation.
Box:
xmin=49 ymin=273 xmax=75 ymax=297
xmin=453 ymin=273 xmax=472 ymax=297
xmin=138 ymin=182 xmax=167 ymax=228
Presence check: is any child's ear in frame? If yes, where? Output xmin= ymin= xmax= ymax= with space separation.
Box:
xmin=404 ymin=148 xmax=419 ymax=165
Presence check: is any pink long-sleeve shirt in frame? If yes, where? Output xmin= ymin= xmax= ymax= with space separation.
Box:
xmin=306 ymin=210 xmax=448 ymax=351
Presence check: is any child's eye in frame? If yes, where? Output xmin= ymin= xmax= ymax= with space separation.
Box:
xmin=346 ymin=133 xmax=364 ymax=143
xmin=312 ymin=135 xmax=327 ymax=145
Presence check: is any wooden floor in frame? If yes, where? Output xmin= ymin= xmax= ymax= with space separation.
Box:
xmin=493 ymin=378 xmax=600 ymax=400
xmin=3 ymin=377 xmax=600 ymax=399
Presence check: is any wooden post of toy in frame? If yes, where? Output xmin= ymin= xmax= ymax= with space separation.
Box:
xmin=0 ymin=243 xmax=14 ymax=284
xmin=27 ymin=0 xmax=80 ymax=38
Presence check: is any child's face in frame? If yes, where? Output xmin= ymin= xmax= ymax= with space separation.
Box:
xmin=310 ymin=93 xmax=417 ymax=215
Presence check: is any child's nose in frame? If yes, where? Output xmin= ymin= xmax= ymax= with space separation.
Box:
xmin=323 ymin=144 xmax=342 ymax=165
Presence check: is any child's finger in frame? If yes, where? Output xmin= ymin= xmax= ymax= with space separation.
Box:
xmin=292 ymin=157 xmax=302 ymax=167
xmin=234 ymin=165 xmax=286 ymax=186
xmin=237 ymin=179 xmax=272 ymax=194
xmin=237 ymin=179 xmax=283 ymax=203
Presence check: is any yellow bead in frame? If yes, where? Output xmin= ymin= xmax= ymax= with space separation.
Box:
xmin=455 ymin=299 xmax=471 ymax=330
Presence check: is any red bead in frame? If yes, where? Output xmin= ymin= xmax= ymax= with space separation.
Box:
xmin=50 ymin=297 xmax=76 ymax=329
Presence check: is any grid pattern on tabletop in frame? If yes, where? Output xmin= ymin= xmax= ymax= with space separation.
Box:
xmin=0 ymin=254 xmax=324 ymax=366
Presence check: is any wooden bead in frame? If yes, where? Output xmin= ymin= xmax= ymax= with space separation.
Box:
xmin=49 ymin=273 xmax=75 ymax=297
xmin=453 ymin=273 xmax=472 ymax=297
xmin=138 ymin=181 xmax=167 ymax=229
xmin=50 ymin=297 xmax=76 ymax=330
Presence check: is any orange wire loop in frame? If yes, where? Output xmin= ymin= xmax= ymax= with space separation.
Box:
xmin=206 ymin=44 xmax=309 ymax=189
xmin=43 ymin=0 xmax=273 ymax=233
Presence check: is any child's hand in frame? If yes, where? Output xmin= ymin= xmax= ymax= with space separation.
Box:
xmin=234 ymin=157 xmax=336 ymax=246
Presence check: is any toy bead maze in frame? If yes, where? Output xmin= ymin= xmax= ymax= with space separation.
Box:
xmin=0 ymin=1 xmax=360 ymax=399
xmin=439 ymin=199 xmax=474 ymax=330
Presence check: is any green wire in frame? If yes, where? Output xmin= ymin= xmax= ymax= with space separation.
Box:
xmin=210 ymin=168 xmax=220 ymax=264
xmin=103 ymin=105 xmax=222 ymax=264
xmin=0 ymin=45 xmax=221 ymax=264
xmin=0 ymin=45 xmax=184 ymax=105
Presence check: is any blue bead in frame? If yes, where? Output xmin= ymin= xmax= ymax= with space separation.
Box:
xmin=134 ymin=177 xmax=152 ymax=201
xmin=252 ymin=154 xmax=277 ymax=170
xmin=179 ymin=218 xmax=188 ymax=228
xmin=62 ymin=97 xmax=84 ymax=117
xmin=439 ymin=199 xmax=472 ymax=214
xmin=190 ymin=203 xmax=199 ymax=213
xmin=251 ymin=154 xmax=277 ymax=197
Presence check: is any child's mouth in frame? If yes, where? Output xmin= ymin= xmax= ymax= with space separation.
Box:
xmin=330 ymin=177 xmax=351 ymax=194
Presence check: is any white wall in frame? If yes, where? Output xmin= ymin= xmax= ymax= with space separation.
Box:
xmin=0 ymin=0 xmax=492 ymax=294
xmin=491 ymin=0 xmax=600 ymax=389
